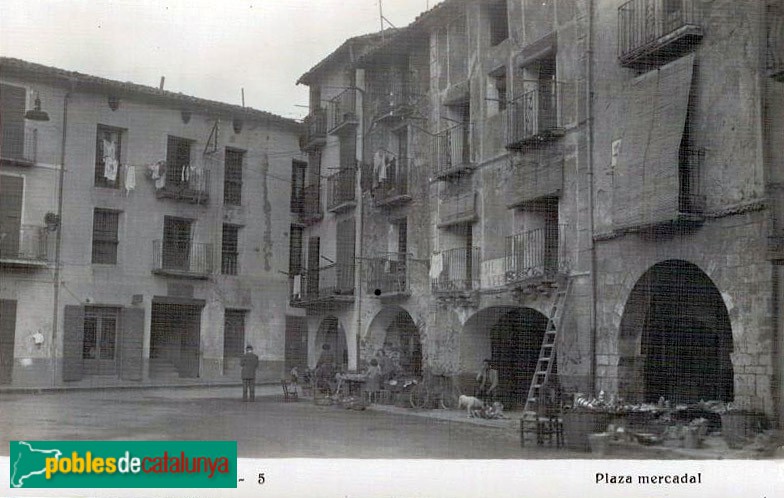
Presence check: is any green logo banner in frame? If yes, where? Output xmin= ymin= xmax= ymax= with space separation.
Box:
xmin=10 ymin=441 xmax=237 ymax=488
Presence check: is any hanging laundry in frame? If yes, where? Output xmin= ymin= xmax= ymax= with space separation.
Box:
xmin=124 ymin=165 xmax=136 ymax=194
xmin=373 ymin=151 xmax=383 ymax=188
xmin=155 ymin=172 xmax=166 ymax=190
xmin=181 ymin=164 xmax=190 ymax=183
xmin=189 ymin=163 xmax=204 ymax=190
xmin=292 ymin=275 xmax=302 ymax=298
xmin=429 ymin=254 xmax=443 ymax=280
xmin=104 ymin=157 xmax=118 ymax=182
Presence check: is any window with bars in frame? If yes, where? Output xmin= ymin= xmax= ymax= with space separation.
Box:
xmin=83 ymin=307 xmax=119 ymax=360
xmin=95 ymin=125 xmax=123 ymax=188
xmin=488 ymin=0 xmax=509 ymax=47
xmin=290 ymin=160 xmax=306 ymax=214
xmin=92 ymin=209 xmax=120 ymax=264
xmin=222 ymin=224 xmax=240 ymax=275
xmin=224 ymin=148 xmax=244 ymax=206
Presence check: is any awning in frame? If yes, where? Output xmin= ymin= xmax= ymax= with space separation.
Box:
xmin=612 ymin=53 xmax=696 ymax=229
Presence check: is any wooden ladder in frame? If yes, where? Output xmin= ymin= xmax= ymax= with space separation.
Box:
xmin=523 ymin=279 xmax=571 ymax=414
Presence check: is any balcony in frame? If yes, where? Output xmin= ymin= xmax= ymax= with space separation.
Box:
xmin=506 ymin=81 xmax=570 ymax=150
xmin=0 ymin=225 xmax=50 ymax=268
xmin=433 ymin=123 xmax=473 ymax=179
xmin=431 ymin=247 xmax=480 ymax=294
xmin=767 ymin=2 xmax=784 ymax=81
xmin=292 ymin=184 xmax=323 ymax=225
xmin=327 ymin=167 xmax=357 ymax=213
xmin=155 ymin=168 xmax=210 ymax=204
xmin=505 ymin=225 xmax=569 ymax=287
xmin=328 ymin=89 xmax=359 ymax=136
xmin=437 ymin=192 xmax=477 ymax=228
xmin=301 ymin=108 xmax=327 ymax=151
xmin=152 ymin=240 xmax=213 ymax=279
xmin=372 ymin=77 xmax=412 ymax=124
xmin=0 ymin=129 xmax=37 ymax=166
xmin=618 ymin=0 xmax=703 ymax=68
xmin=290 ymin=263 xmax=355 ymax=308
xmin=367 ymin=252 xmax=409 ymax=299
xmin=372 ymin=156 xmax=411 ymax=208
xmin=768 ymin=235 xmax=784 ymax=264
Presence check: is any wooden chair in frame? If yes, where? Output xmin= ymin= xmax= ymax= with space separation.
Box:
xmin=281 ymin=380 xmax=299 ymax=402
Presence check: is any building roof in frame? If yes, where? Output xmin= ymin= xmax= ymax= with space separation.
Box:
xmin=353 ymin=0 xmax=466 ymax=68
xmin=0 ymin=57 xmax=300 ymax=129
xmin=296 ymin=31 xmax=392 ymax=86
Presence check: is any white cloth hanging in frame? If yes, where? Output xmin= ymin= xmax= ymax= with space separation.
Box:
xmin=155 ymin=172 xmax=166 ymax=190
xmin=292 ymin=275 xmax=302 ymax=298
xmin=124 ymin=165 xmax=136 ymax=194
xmin=102 ymin=139 xmax=118 ymax=182
xmin=429 ymin=255 xmax=442 ymax=280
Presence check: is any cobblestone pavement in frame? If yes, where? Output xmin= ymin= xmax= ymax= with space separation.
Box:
xmin=0 ymin=385 xmax=584 ymax=459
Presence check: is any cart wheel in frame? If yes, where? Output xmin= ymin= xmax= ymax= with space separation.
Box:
xmin=439 ymin=384 xmax=461 ymax=410
xmin=409 ymin=383 xmax=429 ymax=409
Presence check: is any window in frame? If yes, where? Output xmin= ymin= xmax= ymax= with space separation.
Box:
xmin=309 ymin=86 xmax=322 ymax=112
xmin=92 ymin=209 xmax=120 ymax=264
xmin=289 ymin=225 xmax=303 ymax=275
xmin=488 ymin=0 xmax=509 ymax=46
xmin=162 ymin=216 xmax=192 ymax=271
xmin=83 ymin=307 xmax=119 ymax=360
xmin=166 ymin=136 xmax=192 ymax=188
xmin=291 ymin=160 xmax=306 ymax=214
xmin=221 ymin=224 xmax=240 ymax=275
xmin=0 ymin=83 xmax=27 ymax=161
xmin=224 ymin=148 xmax=244 ymax=206
xmin=95 ymin=126 xmax=123 ymax=188
xmin=488 ymin=68 xmax=507 ymax=115
xmin=223 ymin=310 xmax=246 ymax=361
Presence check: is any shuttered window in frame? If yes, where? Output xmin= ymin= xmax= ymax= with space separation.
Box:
xmin=0 ymin=83 xmax=26 ymax=160
xmin=289 ymin=225 xmax=303 ymax=275
xmin=92 ymin=209 xmax=120 ymax=264
xmin=224 ymin=310 xmax=246 ymax=360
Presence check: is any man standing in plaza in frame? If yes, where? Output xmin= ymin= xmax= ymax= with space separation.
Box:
xmin=240 ymin=345 xmax=259 ymax=401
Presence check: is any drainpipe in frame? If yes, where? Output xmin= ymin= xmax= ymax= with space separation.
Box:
xmin=354 ymin=83 xmax=366 ymax=372
xmin=586 ymin=0 xmax=597 ymax=396
xmin=51 ymin=82 xmax=73 ymax=386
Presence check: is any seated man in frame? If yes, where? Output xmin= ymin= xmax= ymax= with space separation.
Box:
xmin=476 ymin=359 xmax=498 ymax=403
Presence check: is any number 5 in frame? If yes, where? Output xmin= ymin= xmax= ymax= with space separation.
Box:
xmin=258 ymin=473 xmax=266 ymax=485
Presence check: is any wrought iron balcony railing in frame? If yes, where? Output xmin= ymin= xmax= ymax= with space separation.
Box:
xmin=438 ymin=191 xmax=477 ymax=228
xmin=431 ymin=247 xmax=480 ymax=293
xmin=0 ymin=224 xmax=49 ymax=265
xmin=292 ymin=263 xmax=355 ymax=303
xmin=0 ymin=128 xmax=37 ymax=165
xmin=372 ymin=156 xmax=411 ymax=207
xmin=506 ymin=80 xmax=570 ymax=149
xmin=618 ymin=0 xmax=703 ymax=67
xmin=155 ymin=168 xmax=210 ymax=204
xmin=152 ymin=240 xmax=213 ymax=278
xmin=327 ymin=167 xmax=357 ymax=212
xmin=328 ymin=88 xmax=359 ymax=134
xmin=373 ymin=77 xmax=413 ymax=122
xmin=505 ymin=225 xmax=569 ymax=284
xmin=433 ymin=122 xmax=473 ymax=178
xmin=301 ymin=108 xmax=327 ymax=150
xmin=367 ymin=252 xmax=408 ymax=296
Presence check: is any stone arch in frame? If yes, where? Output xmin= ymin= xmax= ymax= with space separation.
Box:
xmin=315 ymin=315 xmax=349 ymax=371
xmin=461 ymin=306 xmax=550 ymax=408
xmin=618 ymin=259 xmax=734 ymax=404
xmin=365 ymin=306 xmax=422 ymax=377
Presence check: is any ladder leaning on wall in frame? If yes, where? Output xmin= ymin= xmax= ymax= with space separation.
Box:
xmin=522 ymin=278 xmax=572 ymax=415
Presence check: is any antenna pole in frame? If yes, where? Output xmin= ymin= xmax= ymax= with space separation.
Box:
xmin=241 ymin=88 xmax=245 ymax=107
xmin=379 ymin=0 xmax=384 ymax=38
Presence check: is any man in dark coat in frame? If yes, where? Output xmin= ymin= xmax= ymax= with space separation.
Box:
xmin=240 ymin=345 xmax=259 ymax=401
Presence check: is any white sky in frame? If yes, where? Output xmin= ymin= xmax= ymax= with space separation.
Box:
xmin=0 ymin=0 xmax=442 ymax=120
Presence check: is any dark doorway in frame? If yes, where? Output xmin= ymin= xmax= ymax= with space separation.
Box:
xmin=490 ymin=308 xmax=549 ymax=408
xmin=284 ymin=316 xmax=308 ymax=373
xmin=620 ymin=260 xmax=734 ymax=404
xmin=150 ymin=302 xmax=202 ymax=378
xmin=162 ymin=217 xmax=192 ymax=271
xmin=0 ymin=300 xmax=17 ymax=384
xmin=382 ymin=310 xmax=422 ymax=377
xmin=223 ymin=309 xmax=246 ymax=375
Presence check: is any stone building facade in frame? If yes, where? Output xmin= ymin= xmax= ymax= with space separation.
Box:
xmin=0 ymin=57 xmax=302 ymax=387
xmin=295 ymin=0 xmax=784 ymax=425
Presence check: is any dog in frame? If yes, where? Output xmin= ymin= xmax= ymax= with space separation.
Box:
xmin=458 ymin=395 xmax=485 ymax=418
